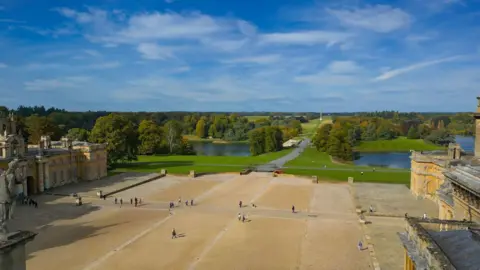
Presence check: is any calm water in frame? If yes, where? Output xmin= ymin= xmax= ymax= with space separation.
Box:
xmin=354 ymin=136 xmax=475 ymax=169
xmin=191 ymin=141 xmax=250 ymax=156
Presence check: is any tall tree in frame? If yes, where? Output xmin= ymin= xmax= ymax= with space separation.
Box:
xmin=138 ymin=120 xmax=164 ymax=155
xmin=195 ymin=119 xmax=206 ymax=138
xmin=164 ymin=120 xmax=182 ymax=154
xmin=89 ymin=113 xmax=138 ymax=166
xmin=264 ymin=126 xmax=283 ymax=153
xmin=248 ymin=128 xmax=265 ymax=156
xmin=25 ymin=115 xmax=58 ymax=144
xmin=407 ymin=126 xmax=420 ymax=139
xmin=313 ymin=124 xmax=332 ymax=151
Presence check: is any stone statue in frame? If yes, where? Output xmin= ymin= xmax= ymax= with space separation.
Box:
xmin=0 ymin=159 xmax=21 ymax=238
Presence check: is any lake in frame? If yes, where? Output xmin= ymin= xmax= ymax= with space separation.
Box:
xmin=354 ymin=136 xmax=475 ymax=169
xmin=191 ymin=141 xmax=250 ymax=156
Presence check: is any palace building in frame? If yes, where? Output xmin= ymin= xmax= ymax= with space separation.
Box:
xmin=401 ymin=97 xmax=480 ymax=269
xmin=410 ymin=97 xmax=480 ymax=223
xmin=0 ymin=113 xmax=107 ymax=196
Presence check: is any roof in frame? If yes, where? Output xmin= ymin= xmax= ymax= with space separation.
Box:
xmin=444 ymin=165 xmax=480 ymax=196
xmin=429 ymin=229 xmax=480 ymax=270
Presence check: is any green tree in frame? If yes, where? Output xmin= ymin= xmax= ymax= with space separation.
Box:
xmin=407 ymin=126 xmax=420 ymax=139
xmin=25 ymin=114 xmax=58 ymax=144
xmin=418 ymin=124 xmax=432 ymax=139
xmin=425 ymin=129 xmax=455 ymax=146
xmin=264 ymin=126 xmax=283 ymax=153
xmin=164 ymin=120 xmax=183 ymax=154
xmin=313 ymin=124 xmax=332 ymax=151
xmin=326 ymin=126 xmax=354 ymax=161
xmin=362 ymin=123 xmax=377 ymax=141
xmin=66 ymin=128 xmax=90 ymax=141
xmin=89 ymin=113 xmax=138 ymax=166
xmin=195 ymin=119 xmax=206 ymax=138
xmin=248 ymin=128 xmax=265 ymax=156
xmin=138 ymin=120 xmax=164 ymax=155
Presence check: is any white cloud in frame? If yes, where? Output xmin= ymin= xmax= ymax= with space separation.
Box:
xmin=260 ymin=30 xmax=353 ymax=46
xmin=373 ymin=55 xmax=465 ymax=81
xmin=88 ymin=61 xmax=121 ymax=69
xmin=84 ymin=49 xmax=101 ymax=57
xmin=221 ymin=54 xmax=281 ymax=65
xmin=137 ymin=43 xmax=175 ymax=60
xmin=327 ymin=5 xmax=412 ymax=33
xmin=327 ymin=61 xmax=362 ymax=74
xmin=24 ymin=76 xmax=91 ymax=91
xmin=237 ymin=20 xmax=257 ymax=37
xmin=0 ymin=63 xmax=7 ymax=68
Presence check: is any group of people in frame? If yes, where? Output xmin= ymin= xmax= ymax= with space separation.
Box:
xmin=22 ymin=196 xmax=38 ymax=208
xmin=113 ymin=197 xmax=143 ymax=207
xmin=169 ymin=197 xmax=194 ymax=214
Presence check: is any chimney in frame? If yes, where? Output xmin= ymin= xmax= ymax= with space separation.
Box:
xmin=475 ymin=97 xmax=480 ymax=157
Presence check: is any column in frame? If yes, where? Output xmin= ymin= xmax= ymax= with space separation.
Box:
xmin=37 ymin=162 xmax=44 ymax=193
xmin=22 ymin=165 xmax=28 ymax=194
xmin=44 ymin=162 xmax=50 ymax=190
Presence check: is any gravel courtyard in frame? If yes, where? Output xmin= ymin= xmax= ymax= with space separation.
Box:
xmin=16 ymin=173 xmax=373 ymax=270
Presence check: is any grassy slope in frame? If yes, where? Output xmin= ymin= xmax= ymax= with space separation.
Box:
xmin=355 ymin=137 xmax=445 ymax=152
xmin=301 ymin=116 xmax=332 ymax=138
xmin=112 ymin=148 xmax=294 ymax=174
xmin=245 ymin=115 xmax=269 ymax=121
xmin=284 ymin=147 xmax=410 ymax=184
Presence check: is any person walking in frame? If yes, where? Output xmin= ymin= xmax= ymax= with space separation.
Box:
xmin=134 ymin=197 xmax=138 ymax=207
xmin=190 ymin=199 xmax=194 ymax=206
xmin=357 ymin=241 xmax=363 ymax=250
xmin=120 ymin=198 xmax=123 ymax=207
xmin=172 ymin=228 xmax=177 ymax=239
xmin=114 ymin=197 xmax=118 ymax=204
xmin=239 ymin=200 xmax=243 ymax=208
xmin=292 ymin=205 xmax=295 ymax=213
xmin=238 ymin=213 xmax=242 ymax=221
xmin=130 ymin=198 xmax=133 ymax=205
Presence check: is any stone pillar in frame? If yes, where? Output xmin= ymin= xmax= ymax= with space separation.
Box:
xmin=43 ymin=162 xmax=50 ymax=190
xmin=0 ymin=231 xmax=37 ymax=270
xmin=37 ymin=163 xmax=44 ymax=193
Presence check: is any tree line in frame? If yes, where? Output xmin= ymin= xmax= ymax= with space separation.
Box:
xmin=313 ymin=115 xmax=458 ymax=161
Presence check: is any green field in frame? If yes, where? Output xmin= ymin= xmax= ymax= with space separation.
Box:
xmin=283 ymin=147 xmax=410 ymax=184
xmin=301 ymin=116 xmax=332 ymax=137
xmin=354 ymin=137 xmax=445 ymax=152
xmin=111 ymin=149 xmax=293 ymax=174
xmin=245 ymin=115 xmax=270 ymax=121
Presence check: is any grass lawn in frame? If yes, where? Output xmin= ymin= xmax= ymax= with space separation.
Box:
xmin=283 ymin=147 xmax=410 ymax=184
xmin=355 ymin=137 xmax=445 ymax=152
xmin=111 ymin=148 xmax=294 ymax=174
xmin=283 ymin=168 xmax=410 ymax=185
xmin=246 ymin=115 xmax=270 ymax=122
xmin=301 ymin=116 xmax=332 ymax=137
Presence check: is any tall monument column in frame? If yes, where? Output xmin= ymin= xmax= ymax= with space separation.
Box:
xmin=475 ymin=97 xmax=480 ymax=158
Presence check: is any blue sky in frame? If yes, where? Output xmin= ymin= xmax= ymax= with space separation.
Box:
xmin=0 ymin=0 xmax=479 ymax=112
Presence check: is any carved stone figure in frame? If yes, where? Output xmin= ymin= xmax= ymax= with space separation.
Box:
xmin=0 ymin=159 xmax=21 ymax=238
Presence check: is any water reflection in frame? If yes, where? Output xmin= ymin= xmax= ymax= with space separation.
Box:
xmin=353 ymin=136 xmax=475 ymax=169
xmin=191 ymin=141 xmax=250 ymax=156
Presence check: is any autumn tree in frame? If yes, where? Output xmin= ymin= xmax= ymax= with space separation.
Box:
xmin=89 ymin=113 xmax=138 ymax=166
xmin=195 ymin=118 xmax=206 ymax=138
xmin=312 ymin=124 xmax=332 ymax=151
xmin=248 ymin=128 xmax=266 ymax=156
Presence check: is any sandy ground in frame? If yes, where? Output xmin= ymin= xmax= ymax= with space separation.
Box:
xmin=20 ymin=173 xmax=377 ymax=270
xmin=255 ymin=184 xmax=313 ymax=212
xmin=26 ymin=209 xmax=168 ymax=270
xmin=353 ymin=183 xmax=438 ymax=217
xmin=147 ymin=180 xmax=219 ymax=202
xmin=363 ymin=217 xmax=406 ymax=270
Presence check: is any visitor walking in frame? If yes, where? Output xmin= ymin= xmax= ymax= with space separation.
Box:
xmin=172 ymin=228 xmax=177 ymax=239
xmin=423 ymin=213 xmax=428 ymax=219
xmin=357 ymin=241 xmax=363 ymax=250
xmin=239 ymin=200 xmax=243 ymax=208
xmin=238 ymin=213 xmax=242 ymax=221
xmin=190 ymin=199 xmax=193 ymax=206
xmin=120 ymin=198 xmax=123 ymax=207
xmin=292 ymin=205 xmax=295 ymax=213
xmin=134 ymin=197 xmax=138 ymax=207
xmin=130 ymin=198 xmax=133 ymax=205
xmin=114 ymin=198 xmax=118 ymax=204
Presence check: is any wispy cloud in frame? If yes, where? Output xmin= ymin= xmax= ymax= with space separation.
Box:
xmin=221 ymin=54 xmax=281 ymax=65
xmin=327 ymin=5 xmax=412 ymax=33
xmin=88 ymin=61 xmax=121 ymax=69
xmin=327 ymin=61 xmax=362 ymax=74
xmin=137 ymin=43 xmax=175 ymax=60
xmin=0 ymin=63 xmax=7 ymax=68
xmin=259 ymin=30 xmax=353 ymax=46
xmin=373 ymin=55 xmax=465 ymax=81
xmin=24 ymin=76 xmax=91 ymax=91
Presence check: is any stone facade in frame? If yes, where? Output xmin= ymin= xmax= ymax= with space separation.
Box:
xmin=0 ymin=114 xmax=107 ymax=196
xmin=410 ymin=96 xmax=480 ymax=224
